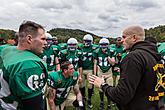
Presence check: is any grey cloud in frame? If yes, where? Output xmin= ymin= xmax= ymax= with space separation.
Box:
xmin=98 ymin=14 xmax=127 ymax=24
xmin=0 ymin=0 xmax=165 ymax=38
xmin=128 ymin=0 xmax=159 ymax=11
xmin=98 ymin=14 xmax=109 ymax=20
xmin=140 ymin=21 xmax=155 ymax=26
xmin=34 ymin=1 xmax=72 ymax=11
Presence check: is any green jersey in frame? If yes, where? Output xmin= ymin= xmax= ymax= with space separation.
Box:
xmin=0 ymin=44 xmax=12 ymax=69
xmin=58 ymin=49 xmax=82 ymax=71
xmin=41 ymin=45 xmax=59 ymax=71
xmin=78 ymin=43 xmax=98 ymax=70
xmin=121 ymin=52 xmax=129 ymax=60
xmin=57 ymin=43 xmax=67 ymax=51
xmin=93 ymin=48 xmax=115 ymax=73
xmin=47 ymin=71 xmax=78 ymax=105
xmin=0 ymin=46 xmax=48 ymax=110
xmin=158 ymin=42 xmax=165 ymax=64
xmin=111 ymin=44 xmax=124 ymax=65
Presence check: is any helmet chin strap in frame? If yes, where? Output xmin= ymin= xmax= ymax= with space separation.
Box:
xmin=68 ymin=47 xmax=76 ymax=51
xmin=84 ymin=43 xmax=90 ymax=47
xmin=101 ymin=48 xmax=107 ymax=52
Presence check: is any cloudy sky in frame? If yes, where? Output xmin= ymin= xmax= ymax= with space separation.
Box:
xmin=0 ymin=0 xmax=165 ymax=37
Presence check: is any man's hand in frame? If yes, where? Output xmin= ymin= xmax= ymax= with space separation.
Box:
xmin=88 ymin=75 xmax=105 ymax=88
xmin=48 ymin=87 xmax=56 ymax=110
xmin=78 ymin=76 xmax=83 ymax=83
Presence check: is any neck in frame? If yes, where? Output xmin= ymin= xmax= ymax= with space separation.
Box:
xmin=17 ymin=42 xmax=30 ymax=51
xmin=62 ymin=72 xmax=69 ymax=78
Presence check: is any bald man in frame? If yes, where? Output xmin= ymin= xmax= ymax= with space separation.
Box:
xmin=89 ymin=25 xmax=165 ymax=110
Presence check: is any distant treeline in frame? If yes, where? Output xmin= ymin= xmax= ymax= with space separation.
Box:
xmin=0 ymin=25 xmax=165 ymax=44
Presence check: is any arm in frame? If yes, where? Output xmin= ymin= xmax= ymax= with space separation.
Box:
xmin=93 ymin=59 xmax=97 ymax=75
xmin=78 ymin=67 xmax=83 ymax=83
xmin=107 ymin=56 xmax=115 ymax=66
xmin=73 ymin=84 xmax=83 ymax=106
xmin=78 ymin=57 xmax=83 ymax=82
xmin=55 ymin=57 xmax=60 ymax=71
xmin=48 ymin=87 xmax=56 ymax=110
xmin=89 ymin=55 xmax=143 ymax=105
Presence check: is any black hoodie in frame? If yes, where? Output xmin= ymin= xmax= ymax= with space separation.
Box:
xmin=102 ymin=41 xmax=165 ymax=110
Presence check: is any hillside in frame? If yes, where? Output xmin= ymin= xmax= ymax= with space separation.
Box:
xmin=48 ymin=28 xmax=101 ymax=43
xmin=145 ymin=25 xmax=165 ymax=42
xmin=0 ymin=25 xmax=165 ymax=44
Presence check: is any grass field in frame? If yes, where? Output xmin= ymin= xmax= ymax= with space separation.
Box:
xmin=66 ymin=87 xmax=119 ymax=110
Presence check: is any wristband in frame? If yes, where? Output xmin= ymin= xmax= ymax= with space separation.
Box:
xmin=78 ymin=101 xmax=83 ymax=107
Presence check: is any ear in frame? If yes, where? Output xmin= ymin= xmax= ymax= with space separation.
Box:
xmin=132 ymin=34 xmax=137 ymax=42
xmin=26 ymin=35 xmax=33 ymax=44
xmin=63 ymin=69 xmax=67 ymax=73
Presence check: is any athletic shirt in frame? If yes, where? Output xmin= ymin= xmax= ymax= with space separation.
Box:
xmin=41 ymin=45 xmax=59 ymax=71
xmin=78 ymin=43 xmax=98 ymax=70
xmin=47 ymin=70 xmax=78 ymax=105
xmin=93 ymin=48 xmax=115 ymax=73
xmin=58 ymin=49 xmax=82 ymax=71
xmin=0 ymin=46 xmax=48 ymax=110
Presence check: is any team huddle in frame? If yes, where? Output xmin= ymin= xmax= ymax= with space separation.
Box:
xmin=40 ymin=32 xmax=124 ymax=110
xmin=0 ymin=21 xmax=165 ymax=110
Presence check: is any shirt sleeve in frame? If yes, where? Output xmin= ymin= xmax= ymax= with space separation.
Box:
xmin=102 ymin=54 xmax=143 ymax=105
xmin=9 ymin=66 xmax=46 ymax=100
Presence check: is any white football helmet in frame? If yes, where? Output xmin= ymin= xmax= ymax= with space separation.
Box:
xmin=45 ymin=32 xmax=53 ymax=48
xmin=99 ymin=38 xmax=109 ymax=50
xmin=67 ymin=38 xmax=78 ymax=51
xmin=83 ymin=34 xmax=93 ymax=47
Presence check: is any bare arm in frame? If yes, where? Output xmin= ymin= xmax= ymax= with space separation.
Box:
xmin=107 ymin=56 xmax=115 ymax=66
xmin=93 ymin=59 xmax=97 ymax=75
xmin=73 ymin=84 xmax=83 ymax=101
xmin=78 ymin=67 xmax=83 ymax=83
xmin=48 ymin=87 xmax=56 ymax=110
xmin=55 ymin=57 xmax=60 ymax=71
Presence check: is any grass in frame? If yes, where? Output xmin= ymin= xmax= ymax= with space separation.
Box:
xmin=66 ymin=87 xmax=119 ymax=110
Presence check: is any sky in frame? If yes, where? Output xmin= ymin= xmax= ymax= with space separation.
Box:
xmin=0 ymin=0 xmax=165 ymax=38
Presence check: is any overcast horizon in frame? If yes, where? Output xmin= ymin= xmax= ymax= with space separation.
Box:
xmin=0 ymin=0 xmax=165 ymax=38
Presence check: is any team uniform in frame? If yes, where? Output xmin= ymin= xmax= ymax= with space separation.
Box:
xmin=0 ymin=44 xmax=12 ymax=69
xmin=158 ymin=42 xmax=165 ymax=65
xmin=93 ymin=47 xmax=115 ymax=85
xmin=58 ymin=49 xmax=82 ymax=71
xmin=47 ymin=70 xmax=79 ymax=110
xmin=41 ymin=45 xmax=59 ymax=72
xmin=57 ymin=43 xmax=67 ymax=51
xmin=110 ymin=44 xmax=124 ymax=86
xmin=78 ymin=43 xmax=98 ymax=108
xmin=0 ymin=46 xmax=48 ymax=110
xmin=93 ymin=38 xmax=116 ymax=110
xmin=78 ymin=43 xmax=98 ymax=87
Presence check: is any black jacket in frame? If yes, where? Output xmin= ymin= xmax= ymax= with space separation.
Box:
xmin=102 ymin=41 xmax=165 ymax=110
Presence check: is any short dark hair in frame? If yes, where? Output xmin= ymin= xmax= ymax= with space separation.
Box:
xmin=60 ymin=61 xmax=72 ymax=71
xmin=18 ymin=20 xmax=44 ymax=38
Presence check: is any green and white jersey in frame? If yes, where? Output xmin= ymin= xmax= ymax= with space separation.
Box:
xmin=78 ymin=43 xmax=98 ymax=70
xmin=121 ymin=52 xmax=129 ymax=61
xmin=41 ymin=45 xmax=59 ymax=71
xmin=58 ymin=49 xmax=82 ymax=71
xmin=111 ymin=44 xmax=124 ymax=65
xmin=47 ymin=70 xmax=78 ymax=105
xmin=0 ymin=44 xmax=12 ymax=69
xmin=93 ymin=48 xmax=115 ymax=73
xmin=158 ymin=42 xmax=165 ymax=64
xmin=57 ymin=43 xmax=67 ymax=51
xmin=0 ymin=46 xmax=48 ymax=110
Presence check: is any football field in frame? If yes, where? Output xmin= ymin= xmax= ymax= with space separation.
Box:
xmin=67 ymin=87 xmax=119 ymax=110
